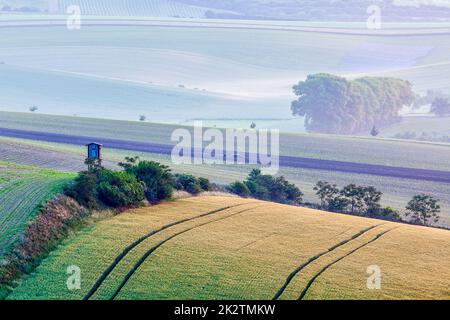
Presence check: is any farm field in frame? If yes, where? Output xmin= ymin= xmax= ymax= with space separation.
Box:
xmin=2 ymin=15 xmax=450 ymax=33
xmin=1 ymin=111 xmax=450 ymax=171
xmin=0 ymin=135 xmax=449 ymax=227
xmin=1 ymin=9 xmax=449 ymax=304
xmin=380 ymin=116 xmax=450 ymax=138
xmin=0 ymin=162 xmax=74 ymax=257
xmin=0 ymin=0 xmax=233 ymax=18
xmin=1 ymin=18 xmax=450 ymax=125
xmin=7 ymin=196 xmax=450 ymax=300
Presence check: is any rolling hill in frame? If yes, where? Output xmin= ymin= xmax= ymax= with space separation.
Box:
xmin=3 ymin=0 xmax=450 ymax=21
xmin=7 ymin=196 xmax=450 ymax=300
xmin=0 ymin=111 xmax=449 ymax=226
xmin=1 ymin=18 xmax=450 ymax=126
xmin=55 ymin=0 xmax=218 ymax=18
xmin=0 ymin=0 xmax=228 ymax=18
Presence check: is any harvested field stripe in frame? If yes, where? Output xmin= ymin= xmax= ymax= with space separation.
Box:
xmin=298 ymin=227 xmax=399 ymax=300
xmin=2 ymin=127 xmax=450 ymax=183
xmin=272 ymin=224 xmax=383 ymax=300
xmin=84 ymin=203 xmax=254 ymax=300
xmin=110 ymin=206 xmax=262 ymax=300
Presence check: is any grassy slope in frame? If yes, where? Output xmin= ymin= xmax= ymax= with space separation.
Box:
xmin=8 ymin=196 xmax=450 ymax=300
xmin=0 ymin=162 xmax=74 ymax=257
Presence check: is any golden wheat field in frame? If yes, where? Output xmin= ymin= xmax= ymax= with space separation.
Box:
xmin=8 ymin=196 xmax=450 ymax=300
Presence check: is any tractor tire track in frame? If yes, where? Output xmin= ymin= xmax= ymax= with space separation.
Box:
xmin=84 ymin=202 xmax=253 ymax=300
xmin=109 ymin=205 xmax=262 ymax=300
xmin=298 ymin=227 xmax=399 ymax=300
xmin=272 ymin=224 xmax=384 ymax=300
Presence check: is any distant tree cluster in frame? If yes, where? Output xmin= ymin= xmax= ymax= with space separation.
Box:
xmin=314 ymin=181 xmax=399 ymax=220
xmin=291 ymin=74 xmax=415 ymax=134
xmin=414 ymin=90 xmax=450 ymax=109
xmin=314 ymin=181 xmax=441 ymax=226
xmin=393 ymin=131 xmax=450 ymax=143
xmin=413 ymin=90 xmax=450 ymax=116
xmin=431 ymin=97 xmax=450 ymax=117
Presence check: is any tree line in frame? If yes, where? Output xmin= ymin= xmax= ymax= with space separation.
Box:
xmin=66 ymin=158 xmax=442 ymax=228
xmin=312 ymin=181 xmax=440 ymax=226
xmin=291 ymin=74 xmax=415 ymax=134
xmin=227 ymin=172 xmax=441 ymax=227
xmin=414 ymin=90 xmax=450 ymax=117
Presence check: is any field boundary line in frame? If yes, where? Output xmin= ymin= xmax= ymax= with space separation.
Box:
xmin=109 ymin=205 xmax=263 ymax=300
xmin=272 ymin=223 xmax=385 ymax=300
xmin=298 ymin=227 xmax=399 ymax=300
xmin=2 ymin=21 xmax=450 ymax=37
xmin=83 ymin=202 xmax=254 ymax=300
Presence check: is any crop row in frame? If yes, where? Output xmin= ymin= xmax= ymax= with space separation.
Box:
xmin=0 ymin=164 xmax=74 ymax=257
xmin=58 ymin=0 xmax=206 ymax=17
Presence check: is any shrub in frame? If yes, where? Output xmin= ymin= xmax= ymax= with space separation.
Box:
xmin=198 ymin=177 xmax=212 ymax=192
xmin=65 ymin=168 xmax=145 ymax=209
xmin=227 ymin=181 xmax=250 ymax=198
xmin=247 ymin=169 xmax=303 ymax=204
xmin=97 ymin=170 xmax=145 ymax=208
xmin=245 ymin=180 xmax=270 ymax=200
xmin=64 ymin=171 xmax=99 ymax=209
xmin=228 ymin=170 xmax=303 ymax=205
xmin=327 ymin=196 xmax=350 ymax=213
xmin=373 ymin=207 xmax=401 ymax=221
xmin=173 ymin=174 xmax=202 ymax=195
xmin=124 ymin=161 xmax=174 ymax=204
xmin=275 ymin=176 xmax=303 ymax=204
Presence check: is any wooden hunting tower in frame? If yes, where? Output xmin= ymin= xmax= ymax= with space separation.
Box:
xmin=86 ymin=143 xmax=103 ymax=170
xmin=86 ymin=143 xmax=102 ymax=161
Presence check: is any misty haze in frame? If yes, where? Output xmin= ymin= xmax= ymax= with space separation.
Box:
xmin=0 ymin=0 xmax=449 ymax=304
